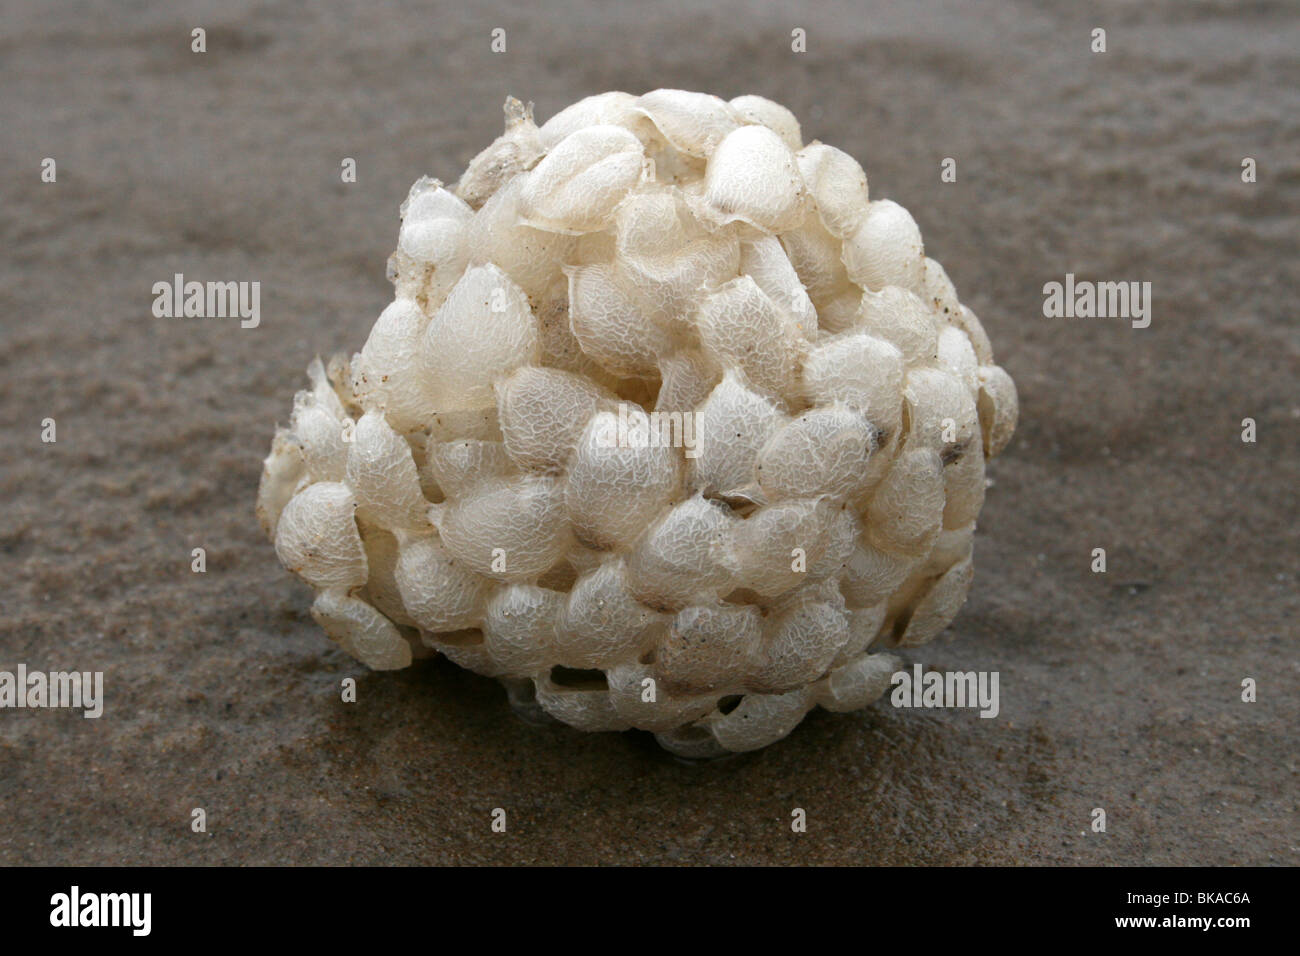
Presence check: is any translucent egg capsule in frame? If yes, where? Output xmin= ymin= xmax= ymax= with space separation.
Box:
xmin=420 ymin=263 xmax=539 ymax=410
xmin=797 ymin=142 xmax=869 ymax=239
xmin=700 ymin=124 xmax=809 ymax=233
xmin=704 ymin=687 xmax=815 ymax=753
xmin=347 ymin=409 xmax=429 ymax=531
xmin=466 ymin=176 xmax=577 ymax=302
xmin=274 ymin=482 xmax=368 ymax=590
xmin=351 ymin=298 xmax=434 ymax=433
xmin=800 ymin=332 xmax=905 ymax=436
xmin=842 ymin=199 xmax=926 ymax=293
xmin=688 ymin=369 xmax=786 ymax=500
xmin=311 ymin=588 xmax=412 ymax=671
xmin=865 ymin=448 xmax=946 ymax=557
xmin=625 ymin=494 xmax=740 ymax=610
xmin=437 ymin=475 xmax=572 ymax=581
xmin=533 ymin=669 xmax=630 ymax=732
xmin=482 ymin=583 xmax=563 ymax=675
xmin=747 ymin=586 xmax=851 ymax=693
xmin=425 ymin=439 xmax=512 ymax=499
xmin=392 ymin=179 xmax=473 ymax=309
xmin=756 ymin=403 xmax=878 ymax=502
xmin=729 ymin=94 xmax=802 ymax=151
xmin=393 ymin=531 xmax=492 ymax=633
xmin=566 ymin=261 xmax=672 ymax=377
xmin=816 ymin=652 xmax=900 ymax=713
xmin=730 ymin=497 xmax=840 ymax=599
xmin=780 ymin=212 xmax=853 ymax=312
xmin=256 ymin=427 xmax=306 ymax=538
xmin=518 ymin=125 xmax=647 ymax=234
xmin=739 ymin=236 xmax=817 ymax=338
xmin=557 ymin=559 xmax=664 ymax=669
xmin=654 ymin=603 xmax=763 ymax=695
xmin=537 ymin=91 xmax=643 ymax=149
xmin=693 ymin=275 xmax=803 ymax=400
xmin=977 ymin=364 xmax=1019 ymax=458
xmin=832 ymin=602 xmax=890 ymax=665
xmin=357 ymin=522 xmax=417 ymax=628
xmin=565 ymin=409 xmax=683 ymax=550
xmin=634 ymin=89 xmax=741 ymax=158
xmin=455 ymin=96 xmax=545 ymax=211
xmin=856 ymin=286 xmax=941 ymax=366
xmin=895 ymin=555 xmax=975 ymax=648
xmin=606 ymin=662 xmax=719 ymax=733
xmin=840 ymin=536 xmax=922 ymax=609
xmin=495 ymin=365 xmax=613 ymax=472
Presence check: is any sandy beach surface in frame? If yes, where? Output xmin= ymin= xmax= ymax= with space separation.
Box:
xmin=1 ymin=0 xmax=1296 ymax=864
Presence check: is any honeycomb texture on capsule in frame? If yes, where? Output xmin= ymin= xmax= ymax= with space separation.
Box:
xmin=257 ymin=90 xmax=1019 ymax=756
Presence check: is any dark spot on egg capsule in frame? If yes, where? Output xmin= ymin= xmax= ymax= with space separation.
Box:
xmin=940 ymin=441 xmax=967 ymax=465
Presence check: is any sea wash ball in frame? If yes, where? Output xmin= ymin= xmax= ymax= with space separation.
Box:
xmin=257 ymin=91 xmax=1018 ymax=756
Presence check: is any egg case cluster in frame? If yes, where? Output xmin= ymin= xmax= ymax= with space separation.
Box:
xmin=256 ymin=90 xmax=1018 ymax=757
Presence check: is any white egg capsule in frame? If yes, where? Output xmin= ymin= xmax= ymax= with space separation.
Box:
xmin=557 ymin=559 xmax=664 ymax=669
xmin=688 ymin=369 xmax=786 ymax=500
xmin=274 ymin=482 xmax=368 ymax=590
xmin=704 ymin=687 xmax=815 ymax=753
xmin=978 ymin=364 xmax=1020 ymax=458
xmin=466 ymin=176 xmax=578 ymax=302
xmin=625 ymin=494 xmax=740 ymax=610
xmin=606 ymin=662 xmax=719 ymax=733
xmin=654 ymin=603 xmax=764 ymax=695
xmin=693 ymin=275 xmax=804 ymax=400
xmin=537 ymin=91 xmax=643 ymax=149
xmin=420 ymin=264 xmax=539 ymax=409
xmin=729 ymin=94 xmax=802 ymax=151
xmin=816 ymin=652 xmax=901 ymax=713
xmin=700 ymin=124 xmax=809 ymax=233
xmin=437 ymin=475 xmax=572 ymax=581
xmin=392 ymin=179 xmax=473 ymax=308
xmin=565 ymin=409 xmax=683 ymax=550
xmin=351 ymin=298 xmax=433 ymax=433
xmin=518 ymin=125 xmax=646 ymax=234
xmin=634 ymin=89 xmax=741 ymax=158
xmin=311 ymin=589 xmax=412 ymax=671
xmin=730 ymin=497 xmax=840 ymax=599
xmin=565 ymin=261 xmax=671 ymax=377
xmin=800 ymin=332 xmax=905 ymax=433
xmin=495 ymin=365 xmax=613 ymax=472
xmin=756 ymin=403 xmax=878 ymax=502
xmin=482 ymin=584 xmax=563 ymax=676
xmin=796 ymin=142 xmax=869 ymax=239
xmin=843 ymin=199 xmax=926 ymax=293
xmin=747 ymin=586 xmax=851 ymax=693
xmin=393 ymin=531 xmax=492 ymax=633
xmin=347 ymin=409 xmax=429 ymax=531
xmin=256 ymin=427 xmax=306 ymax=538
